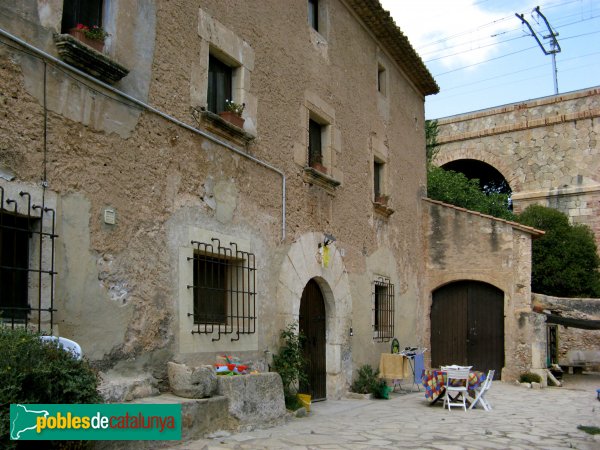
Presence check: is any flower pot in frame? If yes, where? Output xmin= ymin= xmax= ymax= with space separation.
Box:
xmin=296 ymin=393 xmax=311 ymax=412
xmin=310 ymin=161 xmax=328 ymax=174
xmin=374 ymin=195 xmax=389 ymax=206
xmin=68 ymin=28 xmax=104 ymax=53
xmin=219 ymin=111 xmax=245 ymax=128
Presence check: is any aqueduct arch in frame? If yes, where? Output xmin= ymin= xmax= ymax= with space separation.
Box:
xmin=432 ymin=86 xmax=600 ymax=250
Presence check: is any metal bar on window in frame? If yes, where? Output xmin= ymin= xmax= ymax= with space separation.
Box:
xmin=0 ymin=186 xmax=57 ymax=333
xmin=187 ymin=238 xmax=256 ymax=341
xmin=373 ymin=276 xmax=394 ymax=342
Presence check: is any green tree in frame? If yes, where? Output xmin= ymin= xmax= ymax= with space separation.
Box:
xmin=516 ymin=204 xmax=600 ymax=297
xmin=427 ymin=165 xmax=514 ymax=220
xmin=425 ymin=120 xmax=513 ymax=220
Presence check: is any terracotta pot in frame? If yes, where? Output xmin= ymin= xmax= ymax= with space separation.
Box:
xmin=310 ymin=161 xmax=328 ymax=174
xmin=68 ymin=28 xmax=104 ymax=53
xmin=219 ymin=111 xmax=245 ymax=128
xmin=374 ymin=195 xmax=389 ymax=205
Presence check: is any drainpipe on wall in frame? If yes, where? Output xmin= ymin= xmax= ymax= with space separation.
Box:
xmin=0 ymin=27 xmax=287 ymax=241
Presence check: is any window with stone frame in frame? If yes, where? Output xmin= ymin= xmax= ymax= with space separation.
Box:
xmin=207 ymin=54 xmax=233 ymax=114
xmin=377 ymin=63 xmax=387 ymax=95
xmin=373 ymin=277 xmax=394 ymax=342
xmin=188 ymin=239 xmax=256 ymax=342
xmin=308 ymin=118 xmax=324 ymax=168
xmin=61 ymin=0 xmax=103 ymax=33
xmin=308 ymin=0 xmax=319 ymax=31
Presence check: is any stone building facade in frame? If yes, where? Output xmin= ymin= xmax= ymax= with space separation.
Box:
xmin=422 ymin=199 xmax=546 ymax=381
xmin=433 ymin=87 xmax=600 ymax=251
xmin=0 ymin=0 xmax=543 ymax=400
xmin=0 ymin=0 xmax=440 ymax=399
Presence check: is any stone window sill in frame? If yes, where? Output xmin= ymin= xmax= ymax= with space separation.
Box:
xmin=303 ymin=166 xmax=341 ymax=194
xmin=198 ymin=110 xmax=256 ymax=146
xmin=53 ymin=34 xmax=129 ymax=84
xmin=373 ymin=201 xmax=395 ymax=217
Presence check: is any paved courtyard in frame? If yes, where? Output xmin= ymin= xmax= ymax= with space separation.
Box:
xmin=171 ymin=373 xmax=600 ymax=449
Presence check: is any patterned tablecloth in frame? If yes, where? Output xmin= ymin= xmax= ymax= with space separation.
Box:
xmin=421 ymin=369 xmax=486 ymax=402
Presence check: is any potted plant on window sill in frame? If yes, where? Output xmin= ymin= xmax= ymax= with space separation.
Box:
xmin=374 ymin=194 xmax=389 ymax=206
xmin=309 ymin=157 xmax=328 ymax=175
xmin=68 ymin=24 xmax=108 ymax=53
xmin=219 ymin=100 xmax=245 ymax=128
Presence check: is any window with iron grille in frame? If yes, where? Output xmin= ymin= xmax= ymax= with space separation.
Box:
xmin=373 ymin=277 xmax=394 ymax=342
xmin=0 ymin=187 xmax=57 ymax=332
xmin=187 ymin=239 xmax=256 ymax=342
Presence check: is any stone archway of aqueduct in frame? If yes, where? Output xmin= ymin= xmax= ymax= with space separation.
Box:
xmin=432 ymin=86 xmax=600 ymax=249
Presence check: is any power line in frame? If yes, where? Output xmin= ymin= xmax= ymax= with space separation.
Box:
xmin=433 ymin=45 xmax=537 ymax=77
xmin=435 ymin=50 xmax=600 ymax=93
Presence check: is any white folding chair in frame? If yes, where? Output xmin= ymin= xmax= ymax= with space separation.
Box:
xmin=469 ymin=369 xmax=494 ymax=411
xmin=443 ymin=366 xmax=471 ymax=412
xmin=40 ymin=336 xmax=82 ymax=360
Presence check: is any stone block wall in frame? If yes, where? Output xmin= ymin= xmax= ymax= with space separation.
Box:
xmin=433 ymin=87 xmax=600 ymax=252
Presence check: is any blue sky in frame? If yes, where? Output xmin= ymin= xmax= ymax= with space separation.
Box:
xmin=380 ymin=0 xmax=600 ymax=119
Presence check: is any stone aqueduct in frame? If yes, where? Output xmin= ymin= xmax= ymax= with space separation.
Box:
xmin=433 ymin=86 xmax=600 ymax=250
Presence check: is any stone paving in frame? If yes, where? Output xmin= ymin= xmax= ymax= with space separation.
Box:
xmin=169 ymin=373 xmax=600 ymax=449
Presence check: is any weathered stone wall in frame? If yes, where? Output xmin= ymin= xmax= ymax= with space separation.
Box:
xmin=0 ymin=0 xmax=429 ymax=398
xmin=434 ymin=87 xmax=600 ymax=251
xmin=532 ymin=293 xmax=600 ymax=364
xmin=422 ymin=199 xmax=544 ymax=380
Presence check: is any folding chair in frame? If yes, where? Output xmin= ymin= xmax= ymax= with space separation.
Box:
xmin=442 ymin=366 xmax=471 ymax=412
xmin=469 ymin=369 xmax=495 ymax=411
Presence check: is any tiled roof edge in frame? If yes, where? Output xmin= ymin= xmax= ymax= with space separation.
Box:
xmin=422 ymin=197 xmax=546 ymax=236
xmin=345 ymin=0 xmax=439 ymax=96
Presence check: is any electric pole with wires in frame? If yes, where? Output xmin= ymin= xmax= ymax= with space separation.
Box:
xmin=516 ymin=6 xmax=561 ymax=94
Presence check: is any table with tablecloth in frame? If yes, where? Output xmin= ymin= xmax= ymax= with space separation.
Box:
xmin=421 ymin=368 xmax=486 ymax=404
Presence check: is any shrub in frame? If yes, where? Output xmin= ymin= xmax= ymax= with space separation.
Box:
xmin=271 ymin=322 xmax=308 ymax=409
xmin=517 ymin=205 xmax=600 ymax=297
xmin=350 ymin=364 xmax=390 ymax=398
xmin=0 ymin=328 xmax=101 ymax=449
xmin=519 ymin=372 xmax=542 ymax=384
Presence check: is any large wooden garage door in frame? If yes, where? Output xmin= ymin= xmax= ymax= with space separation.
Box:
xmin=299 ymin=279 xmax=327 ymax=400
xmin=431 ymin=281 xmax=504 ymax=378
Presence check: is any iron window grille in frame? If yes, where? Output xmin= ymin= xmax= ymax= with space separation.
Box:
xmin=0 ymin=187 xmax=57 ymax=332
xmin=373 ymin=276 xmax=394 ymax=342
xmin=187 ymin=238 xmax=256 ymax=342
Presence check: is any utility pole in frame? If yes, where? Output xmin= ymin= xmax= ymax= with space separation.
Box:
xmin=516 ymin=6 xmax=561 ymax=94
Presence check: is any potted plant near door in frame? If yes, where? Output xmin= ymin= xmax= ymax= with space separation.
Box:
xmin=219 ymin=100 xmax=245 ymax=128
xmin=271 ymin=322 xmax=310 ymax=410
xmin=68 ymin=23 xmax=108 ymax=52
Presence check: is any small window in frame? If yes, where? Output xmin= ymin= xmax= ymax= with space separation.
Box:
xmin=373 ymin=277 xmax=394 ymax=342
xmin=308 ymin=0 xmax=319 ymax=31
xmin=377 ymin=64 xmax=387 ymax=95
xmin=207 ymin=54 xmax=233 ymax=114
xmin=308 ymin=119 xmax=323 ymax=167
xmin=193 ymin=255 xmax=227 ymax=325
xmin=188 ymin=239 xmax=256 ymax=341
xmin=0 ymin=214 xmax=31 ymax=322
xmin=61 ymin=0 xmax=103 ymax=33
xmin=374 ymin=160 xmax=384 ymax=199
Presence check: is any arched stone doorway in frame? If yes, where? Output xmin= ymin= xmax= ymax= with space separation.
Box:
xmin=276 ymin=232 xmax=352 ymax=399
xmin=431 ymin=280 xmax=504 ymax=378
xmin=299 ymin=279 xmax=327 ymax=400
